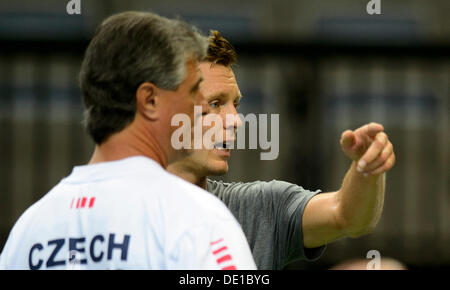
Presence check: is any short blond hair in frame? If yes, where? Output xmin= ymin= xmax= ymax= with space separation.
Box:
xmin=205 ymin=30 xmax=237 ymax=67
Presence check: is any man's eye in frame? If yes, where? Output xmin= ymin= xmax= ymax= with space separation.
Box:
xmin=209 ymin=101 xmax=220 ymax=108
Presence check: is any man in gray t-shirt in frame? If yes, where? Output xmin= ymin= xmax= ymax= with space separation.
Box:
xmin=206 ymin=179 xmax=325 ymax=270
xmin=168 ymin=30 xmax=396 ymax=269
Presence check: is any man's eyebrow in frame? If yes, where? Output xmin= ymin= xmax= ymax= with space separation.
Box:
xmin=207 ymin=92 xmax=243 ymax=101
xmin=190 ymin=77 xmax=203 ymax=93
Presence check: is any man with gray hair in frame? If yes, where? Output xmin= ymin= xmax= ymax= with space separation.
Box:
xmin=0 ymin=12 xmax=256 ymax=270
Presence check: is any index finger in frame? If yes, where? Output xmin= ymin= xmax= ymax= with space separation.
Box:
xmin=363 ymin=122 xmax=384 ymax=138
xmin=357 ymin=132 xmax=388 ymax=171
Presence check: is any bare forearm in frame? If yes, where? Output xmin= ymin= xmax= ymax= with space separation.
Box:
xmin=302 ymin=123 xmax=394 ymax=247
xmin=336 ymin=161 xmax=385 ymax=237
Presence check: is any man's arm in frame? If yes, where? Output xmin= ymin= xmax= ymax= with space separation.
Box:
xmin=302 ymin=123 xmax=395 ymax=248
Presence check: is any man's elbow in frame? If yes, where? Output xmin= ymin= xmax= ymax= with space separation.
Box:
xmin=344 ymin=224 xmax=376 ymax=238
xmin=336 ymin=214 xmax=379 ymax=238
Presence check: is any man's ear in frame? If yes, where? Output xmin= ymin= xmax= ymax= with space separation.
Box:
xmin=136 ymin=82 xmax=160 ymax=121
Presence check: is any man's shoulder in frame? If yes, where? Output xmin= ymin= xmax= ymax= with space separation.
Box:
xmin=2 ymin=195 xmax=46 ymax=247
xmin=207 ymin=179 xmax=322 ymax=207
xmin=100 ymin=164 xmax=231 ymax=220
xmin=207 ymin=179 xmax=306 ymax=194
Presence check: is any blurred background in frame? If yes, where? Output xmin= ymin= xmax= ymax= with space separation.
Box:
xmin=0 ymin=0 xmax=448 ymax=269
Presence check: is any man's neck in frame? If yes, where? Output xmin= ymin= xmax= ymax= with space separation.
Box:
xmin=89 ymin=121 xmax=167 ymax=168
xmin=168 ymin=164 xmax=208 ymax=189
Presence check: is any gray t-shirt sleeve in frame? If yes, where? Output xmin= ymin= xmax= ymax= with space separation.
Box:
xmin=207 ymin=179 xmax=326 ymax=270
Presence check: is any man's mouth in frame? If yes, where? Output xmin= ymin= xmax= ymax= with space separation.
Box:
xmin=214 ymin=141 xmax=234 ymax=150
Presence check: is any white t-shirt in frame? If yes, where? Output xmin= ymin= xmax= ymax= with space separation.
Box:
xmin=0 ymin=156 xmax=256 ymax=270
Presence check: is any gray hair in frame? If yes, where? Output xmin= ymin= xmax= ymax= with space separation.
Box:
xmin=79 ymin=11 xmax=208 ymax=144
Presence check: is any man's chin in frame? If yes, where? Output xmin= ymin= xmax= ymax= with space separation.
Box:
xmin=206 ymin=161 xmax=229 ymax=176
